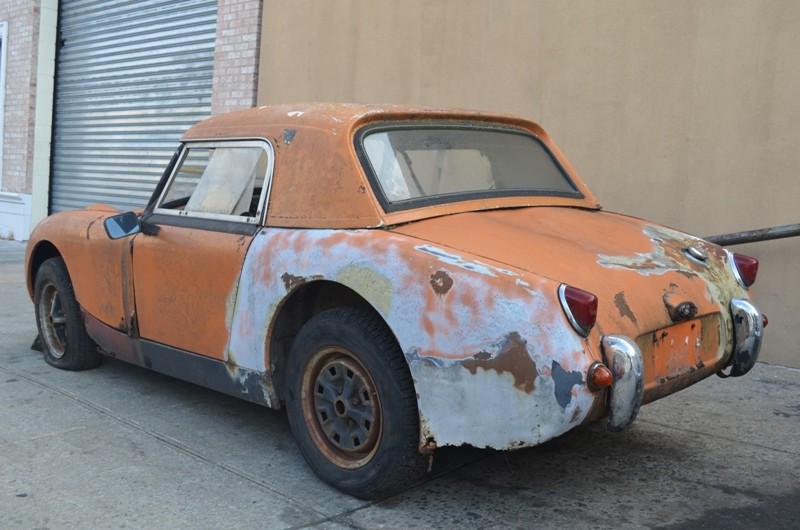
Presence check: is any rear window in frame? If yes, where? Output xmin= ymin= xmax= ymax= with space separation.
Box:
xmin=357 ymin=125 xmax=581 ymax=211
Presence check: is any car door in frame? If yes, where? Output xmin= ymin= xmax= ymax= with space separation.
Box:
xmin=132 ymin=140 xmax=273 ymax=360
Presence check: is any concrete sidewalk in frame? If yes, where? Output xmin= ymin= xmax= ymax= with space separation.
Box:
xmin=1 ymin=238 xmax=798 ymax=529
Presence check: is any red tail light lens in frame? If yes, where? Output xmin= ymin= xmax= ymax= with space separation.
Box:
xmin=558 ymin=284 xmax=598 ymax=337
xmin=731 ymin=252 xmax=759 ymax=288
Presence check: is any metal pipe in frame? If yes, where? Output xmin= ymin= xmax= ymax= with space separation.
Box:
xmin=705 ymin=223 xmax=800 ymax=246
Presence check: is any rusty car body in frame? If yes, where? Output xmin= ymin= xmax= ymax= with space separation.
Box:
xmin=25 ymin=103 xmax=764 ymax=499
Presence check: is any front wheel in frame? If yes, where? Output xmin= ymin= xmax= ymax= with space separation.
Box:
xmin=33 ymin=257 xmax=102 ymax=370
xmin=284 ymin=308 xmax=427 ymax=499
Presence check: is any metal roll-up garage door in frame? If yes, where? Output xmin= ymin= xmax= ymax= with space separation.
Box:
xmin=51 ymin=0 xmax=217 ymax=212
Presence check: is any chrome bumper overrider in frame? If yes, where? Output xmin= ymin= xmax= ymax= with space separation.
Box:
xmin=721 ymin=298 xmax=764 ymax=377
xmin=603 ymin=335 xmax=644 ymax=432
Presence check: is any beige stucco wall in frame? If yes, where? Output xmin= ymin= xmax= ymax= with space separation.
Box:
xmin=258 ymin=0 xmax=800 ymax=368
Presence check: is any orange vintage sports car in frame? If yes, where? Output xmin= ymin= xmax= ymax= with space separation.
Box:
xmin=25 ymin=103 xmax=765 ymax=499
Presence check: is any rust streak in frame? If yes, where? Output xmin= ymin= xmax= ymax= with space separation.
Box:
xmin=614 ymin=291 xmax=637 ymax=324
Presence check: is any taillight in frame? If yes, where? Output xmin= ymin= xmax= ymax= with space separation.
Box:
xmin=558 ymin=284 xmax=598 ymax=337
xmin=729 ymin=251 xmax=759 ymax=288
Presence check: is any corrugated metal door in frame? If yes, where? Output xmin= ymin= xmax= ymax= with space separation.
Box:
xmin=51 ymin=0 xmax=217 ymax=212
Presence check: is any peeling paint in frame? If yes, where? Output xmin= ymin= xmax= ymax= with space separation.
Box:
xmin=225 ymin=227 xmax=592 ymax=449
xmin=429 ymin=270 xmax=454 ymax=296
xmin=336 ymin=264 xmax=393 ymax=317
xmin=462 ymin=333 xmax=537 ymax=393
xmin=410 ymin=346 xmax=590 ymax=449
xmin=281 ymin=272 xmax=306 ymax=291
xmin=415 ymin=245 xmax=497 ymax=277
xmin=551 ymin=361 xmax=583 ymax=409
xmin=597 ymin=226 xmax=705 ymax=276
xmin=614 ymin=291 xmax=637 ymax=324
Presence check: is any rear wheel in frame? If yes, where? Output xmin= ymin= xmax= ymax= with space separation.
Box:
xmin=34 ymin=257 xmax=102 ymax=370
xmin=284 ymin=308 xmax=427 ymax=499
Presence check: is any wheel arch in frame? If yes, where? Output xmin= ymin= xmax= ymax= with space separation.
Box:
xmin=267 ymin=280 xmax=403 ymax=404
xmin=26 ymin=240 xmax=63 ymax=298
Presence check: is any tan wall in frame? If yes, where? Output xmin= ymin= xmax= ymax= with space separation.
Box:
xmin=258 ymin=0 xmax=800 ymax=368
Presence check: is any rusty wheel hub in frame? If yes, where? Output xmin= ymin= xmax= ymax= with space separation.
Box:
xmin=39 ymin=282 xmax=67 ymax=359
xmin=302 ymin=348 xmax=381 ymax=469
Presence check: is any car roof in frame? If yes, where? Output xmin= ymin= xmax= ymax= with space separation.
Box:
xmin=181 ymin=103 xmax=600 ymax=228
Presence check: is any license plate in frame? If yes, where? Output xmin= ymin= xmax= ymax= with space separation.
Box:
xmin=649 ymin=319 xmax=705 ymax=383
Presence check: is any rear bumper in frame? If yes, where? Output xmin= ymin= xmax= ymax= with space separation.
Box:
xmin=721 ymin=298 xmax=764 ymax=377
xmin=603 ymin=298 xmax=763 ymax=432
xmin=603 ymin=335 xmax=644 ymax=432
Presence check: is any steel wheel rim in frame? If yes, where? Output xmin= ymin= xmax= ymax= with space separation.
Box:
xmin=38 ymin=282 xmax=67 ymax=359
xmin=301 ymin=347 xmax=382 ymax=469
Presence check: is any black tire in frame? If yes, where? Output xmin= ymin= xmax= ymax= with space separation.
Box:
xmin=284 ymin=307 xmax=428 ymax=499
xmin=33 ymin=257 xmax=102 ymax=371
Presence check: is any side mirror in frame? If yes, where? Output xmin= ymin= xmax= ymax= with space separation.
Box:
xmin=104 ymin=212 xmax=141 ymax=239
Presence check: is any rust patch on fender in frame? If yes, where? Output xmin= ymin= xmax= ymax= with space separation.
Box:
xmin=419 ymin=416 xmax=437 ymax=454
xmin=281 ymin=272 xmax=306 ymax=291
xmin=429 ymin=270 xmax=454 ymax=296
xmin=462 ymin=332 xmax=537 ymax=393
xmin=614 ymin=291 xmax=637 ymax=324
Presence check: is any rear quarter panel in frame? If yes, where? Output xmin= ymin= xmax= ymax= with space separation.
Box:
xmin=228 ymin=228 xmax=602 ymax=450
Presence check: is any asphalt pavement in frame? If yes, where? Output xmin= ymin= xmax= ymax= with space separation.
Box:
xmin=1 ymin=238 xmax=798 ymax=529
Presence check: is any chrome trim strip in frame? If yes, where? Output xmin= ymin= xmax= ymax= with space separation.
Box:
xmin=727 ymin=298 xmax=763 ymax=377
xmin=603 ymin=335 xmax=644 ymax=432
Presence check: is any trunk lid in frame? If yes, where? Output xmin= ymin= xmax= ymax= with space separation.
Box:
xmin=392 ymin=207 xmax=746 ymax=402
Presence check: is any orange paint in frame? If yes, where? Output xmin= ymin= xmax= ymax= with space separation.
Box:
xmin=24 ymin=103 xmax=760 ymax=452
xmin=132 ymin=226 xmax=250 ymax=360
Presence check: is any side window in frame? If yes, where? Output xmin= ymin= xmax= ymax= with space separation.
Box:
xmin=156 ymin=141 xmax=272 ymax=221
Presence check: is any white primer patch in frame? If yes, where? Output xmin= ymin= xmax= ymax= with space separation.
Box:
xmin=226 ymin=228 xmax=595 ymax=448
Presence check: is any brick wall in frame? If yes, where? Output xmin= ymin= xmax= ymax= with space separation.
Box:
xmin=1 ymin=0 xmax=41 ymax=194
xmin=211 ymin=0 xmax=262 ymax=115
